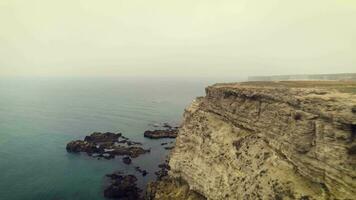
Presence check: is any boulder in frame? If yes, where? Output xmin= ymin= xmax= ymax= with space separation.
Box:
xmin=122 ymin=156 xmax=132 ymax=165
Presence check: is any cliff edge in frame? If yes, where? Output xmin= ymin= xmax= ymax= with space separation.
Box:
xmin=149 ymin=81 xmax=356 ymax=200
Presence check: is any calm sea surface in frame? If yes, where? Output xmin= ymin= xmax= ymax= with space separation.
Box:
xmin=0 ymin=77 xmax=241 ymax=200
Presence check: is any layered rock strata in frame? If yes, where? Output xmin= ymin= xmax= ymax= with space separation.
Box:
xmin=146 ymin=177 xmax=206 ymax=200
xmin=165 ymin=81 xmax=356 ymax=200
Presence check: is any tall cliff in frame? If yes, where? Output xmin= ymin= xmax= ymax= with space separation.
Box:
xmin=158 ymin=81 xmax=356 ymax=200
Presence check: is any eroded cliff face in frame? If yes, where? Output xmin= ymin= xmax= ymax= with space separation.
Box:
xmin=167 ymin=82 xmax=356 ymax=200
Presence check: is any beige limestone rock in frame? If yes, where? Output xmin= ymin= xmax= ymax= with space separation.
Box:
xmin=146 ymin=177 xmax=206 ymax=200
xmin=168 ymin=81 xmax=356 ymax=200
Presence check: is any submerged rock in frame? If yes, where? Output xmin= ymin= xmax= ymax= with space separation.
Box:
xmin=106 ymin=171 xmax=123 ymax=179
xmin=162 ymin=123 xmax=177 ymax=129
xmin=134 ymin=166 xmax=148 ymax=177
xmin=104 ymin=173 xmax=142 ymax=200
xmin=126 ymin=141 xmax=143 ymax=146
xmin=122 ymin=156 xmax=132 ymax=165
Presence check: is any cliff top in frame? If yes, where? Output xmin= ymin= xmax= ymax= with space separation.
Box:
xmin=248 ymin=73 xmax=356 ymax=81
xmin=212 ymin=81 xmax=356 ymax=94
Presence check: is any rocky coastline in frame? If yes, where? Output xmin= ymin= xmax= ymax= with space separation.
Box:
xmin=66 ymin=81 xmax=356 ymax=200
xmin=66 ymin=124 xmax=178 ymax=199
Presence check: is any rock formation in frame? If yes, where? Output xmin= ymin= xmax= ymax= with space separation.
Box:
xmin=144 ymin=129 xmax=178 ymax=139
xmin=66 ymin=132 xmax=150 ymax=159
xmin=135 ymin=166 xmax=148 ymax=177
xmin=150 ymin=81 xmax=356 ymax=200
xmin=105 ymin=172 xmax=142 ymax=200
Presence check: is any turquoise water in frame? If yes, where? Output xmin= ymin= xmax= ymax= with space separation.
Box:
xmin=0 ymin=77 xmax=234 ymax=200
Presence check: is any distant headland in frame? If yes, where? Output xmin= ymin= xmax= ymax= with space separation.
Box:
xmin=248 ymin=73 xmax=356 ymax=81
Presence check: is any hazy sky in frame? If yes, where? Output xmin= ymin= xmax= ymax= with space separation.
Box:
xmin=0 ymin=0 xmax=355 ymax=77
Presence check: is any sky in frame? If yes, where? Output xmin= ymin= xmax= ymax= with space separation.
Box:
xmin=0 ymin=0 xmax=355 ymax=77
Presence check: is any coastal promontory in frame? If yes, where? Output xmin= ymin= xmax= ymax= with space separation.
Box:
xmin=148 ymin=81 xmax=356 ymax=200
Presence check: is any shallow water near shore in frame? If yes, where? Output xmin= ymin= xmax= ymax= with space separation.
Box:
xmin=0 ymin=76 xmax=240 ymax=200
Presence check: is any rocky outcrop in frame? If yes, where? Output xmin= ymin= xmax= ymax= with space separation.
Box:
xmin=165 ymin=81 xmax=356 ymax=200
xmin=135 ymin=166 xmax=148 ymax=177
xmin=66 ymin=132 xmax=150 ymax=159
xmin=144 ymin=129 xmax=178 ymax=139
xmin=144 ymin=123 xmax=179 ymax=139
xmin=105 ymin=171 xmax=142 ymax=200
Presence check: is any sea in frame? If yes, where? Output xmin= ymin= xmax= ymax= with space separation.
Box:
xmin=0 ymin=76 xmax=242 ymax=200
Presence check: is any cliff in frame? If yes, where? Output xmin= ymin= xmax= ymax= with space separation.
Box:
xmin=148 ymin=81 xmax=356 ymax=200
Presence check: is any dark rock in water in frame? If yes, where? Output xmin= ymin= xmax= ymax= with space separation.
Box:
xmin=144 ymin=129 xmax=178 ymax=139
xmin=104 ymin=174 xmax=142 ymax=200
xmin=161 ymin=142 xmax=168 ymax=146
xmin=126 ymin=141 xmax=143 ymax=146
xmin=66 ymin=140 xmax=102 ymax=154
xmin=121 ymin=136 xmax=129 ymax=140
xmin=116 ymin=136 xmax=143 ymax=146
xmin=112 ymin=146 xmax=150 ymax=158
xmin=84 ymin=132 xmax=121 ymax=143
xmin=155 ymin=169 xmax=168 ymax=180
xmin=144 ymin=122 xmax=179 ymax=139
xmin=66 ymin=132 xmax=121 ymax=154
xmin=66 ymin=132 xmax=149 ymax=159
xmin=158 ymin=163 xmax=171 ymax=171
xmin=155 ymin=162 xmax=171 ymax=180
xmin=122 ymin=156 xmax=132 ymax=165
xmin=135 ymin=166 xmax=148 ymax=177
xmin=106 ymin=171 xmax=123 ymax=179
xmin=162 ymin=123 xmax=172 ymax=129
xmin=164 ymin=146 xmax=174 ymax=150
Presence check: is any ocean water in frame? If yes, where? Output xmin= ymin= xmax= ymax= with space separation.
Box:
xmin=0 ymin=77 xmax=239 ymax=200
